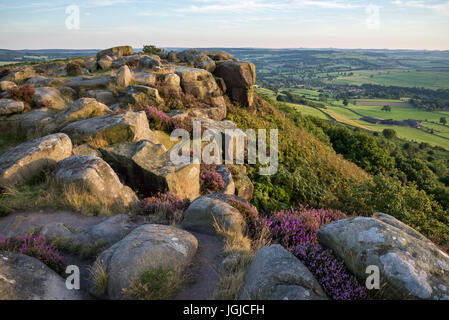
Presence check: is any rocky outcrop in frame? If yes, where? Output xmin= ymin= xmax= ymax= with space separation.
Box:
xmin=100 ymin=140 xmax=200 ymax=200
xmin=0 ymin=133 xmax=72 ymax=187
xmin=240 ymin=245 xmax=327 ymax=300
xmin=96 ymin=46 xmax=133 ymax=60
xmin=216 ymin=165 xmax=235 ymax=195
xmin=54 ymin=155 xmax=138 ymax=209
xmin=0 ymin=107 xmax=55 ymax=137
xmin=0 ymin=81 xmax=18 ymax=92
xmin=66 ymin=76 xmax=112 ymax=91
xmin=85 ymin=90 xmax=116 ymax=105
xmin=229 ymin=165 xmax=254 ymax=201
xmin=0 ymin=251 xmax=81 ymax=300
xmin=182 ymin=195 xmax=245 ymax=234
xmin=136 ymin=55 xmax=162 ymax=70
xmin=60 ymin=111 xmax=155 ymax=147
xmin=91 ymin=224 xmax=198 ymax=299
xmin=1 ymin=65 xmax=36 ymax=83
xmin=98 ymin=56 xmax=113 ymax=70
xmin=174 ymin=66 xmax=225 ymax=108
xmin=49 ymin=97 xmax=112 ymax=132
xmin=33 ymin=87 xmax=68 ymax=110
xmin=116 ymin=65 xmax=133 ymax=88
xmin=73 ymin=143 xmax=102 ymax=157
xmin=317 ymin=213 xmax=449 ymax=300
xmin=0 ymin=99 xmax=24 ymax=115
xmin=214 ymin=60 xmax=256 ymax=107
xmin=26 ymin=76 xmax=61 ymax=87
xmin=124 ymin=85 xmax=163 ymax=106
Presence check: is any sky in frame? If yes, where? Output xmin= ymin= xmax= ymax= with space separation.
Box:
xmin=1 ymin=0 xmax=449 ymax=50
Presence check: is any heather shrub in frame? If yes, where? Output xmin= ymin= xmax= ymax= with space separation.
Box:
xmin=0 ymin=234 xmax=66 ymax=274
xmin=200 ymin=164 xmax=225 ymax=194
xmin=226 ymin=197 xmax=259 ymax=235
xmin=292 ymin=243 xmax=367 ymax=300
xmin=146 ymin=106 xmax=174 ymax=132
xmin=141 ymin=192 xmax=190 ymax=224
xmin=8 ymin=84 xmax=35 ymax=105
xmin=252 ymin=206 xmax=367 ymax=300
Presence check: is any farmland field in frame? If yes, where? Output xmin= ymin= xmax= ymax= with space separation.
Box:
xmin=324 ymin=70 xmax=449 ymax=90
xmin=258 ymin=87 xmax=449 ymax=150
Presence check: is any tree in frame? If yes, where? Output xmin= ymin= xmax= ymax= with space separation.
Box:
xmin=382 ymin=128 xmax=397 ymax=139
xmin=381 ymin=105 xmax=391 ymax=112
xmin=342 ymin=99 xmax=349 ymax=106
xmin=440 ymin=117 xmax=447 ymax=126
xmin=143 ymin=45 xmax=161 ymax=55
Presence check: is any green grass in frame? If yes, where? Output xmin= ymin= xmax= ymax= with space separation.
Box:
xmin=325 ymin=70 xmax=449 ymax=90
xmin=122 ymin=267 xmax=181 ymax=300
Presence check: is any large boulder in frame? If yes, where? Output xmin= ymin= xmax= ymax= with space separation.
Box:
xmin=202 ymin=50 xmax=233 ymax=61
xmin=136 ymin=55 xmax=162 ymax=70
xmin=182 ymin=195 xmax=245 ymax=234
xmin=1 ymin=65 xmax=36 ymax=83
xmin=97 ymin=55 xmax=113 ymax=70
xmin=132 ymin=71 xmax=157 ymax=87
xmin=0 ymin=81 xmax=18 ymax=92
xmin=66 ymin=76 xmax=112 ymax=91
xmin=240 ymin=245 xmax=327 ymax=300
xmin=96 ymin=46 xmax=133 ymax=60
xmin=0 ymin=133 xmax=72 ymax=187
xmin=0 ymin=99 xmax=24 ymax=115
xmin=229 ymin=165 xmax=254 ymax=201
xmin=0 ymin=251 xmax=81 ymax=300
xmin=216 ymin=165 xmax=235 ymax=195
xmin=124 ymin=85 xmax=163 ymax=106
xmin=54 ymin=155 xmax=138 ymax=209
xmin=92 ymin=224 xmax=198 ymax=299
xmin=100 ymin=140 xmax=200 ymax=200
xmin=85 ymin=90 xmax=116 ymax=105
xmin=317 ymin=213 xmax=449 ymax=300
xmin=26 ymin=76 xmax=61 ymax=87
xmin=33 ymin=87 xmax=68 ymax=110
xmin=174 ymin=67 xmax=224 ymax=106
xmin=60 ymin=111 xmax=155 ymax=147
xmin=48 ymin=97 xmax=112 ymax=132
xmin=214 ymin=60 xmax=256 ymax=107
xmin=116 ymin=65 xmax=133 ymax=88
xmin=111 ymin=54 xmax=142 ymax=69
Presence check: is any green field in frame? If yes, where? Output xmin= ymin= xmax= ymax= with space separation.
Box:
xmin=325 ymin=70 xmax=449 ymax=90
xmin=259 ymin=87 xmax=449 ymax=150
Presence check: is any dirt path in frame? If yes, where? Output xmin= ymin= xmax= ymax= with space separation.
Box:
xmin=174 ymin=231 xmax=223 ymax=300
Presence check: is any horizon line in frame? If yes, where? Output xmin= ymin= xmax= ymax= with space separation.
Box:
xmin=2 ymin=46 xmax=449 ymax=52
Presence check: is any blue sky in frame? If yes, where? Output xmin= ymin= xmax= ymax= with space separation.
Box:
xmin=1 ymin=0 xmax=449 ymax=50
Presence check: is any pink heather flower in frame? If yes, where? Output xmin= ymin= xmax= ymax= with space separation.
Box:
xmin=251 ymin=206 xmax=367 ymax=300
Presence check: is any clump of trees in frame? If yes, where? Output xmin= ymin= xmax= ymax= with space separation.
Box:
xmin=143 ymin=45 xmax=161 ymax=55
xmin=382 ymin=129 xmax=397 ymax=139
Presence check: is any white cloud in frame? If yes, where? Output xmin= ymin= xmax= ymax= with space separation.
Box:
xmin=392 ymin=0 xmax=449 ymax=14
xmin=177 ymin=0 xmax=360 ymax=13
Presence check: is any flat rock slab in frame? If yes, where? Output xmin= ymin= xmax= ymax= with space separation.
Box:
xmin=0 ymin=211 xmax=142 ymax=249
xmin=93 ymin=224 xmax=198 ymax=299
xmin=0 ymin=251 xmax=82 ymax=300
xmin=0 ymin=133 xmax=72 ymax=187
xmin=240 ymin=244 xmax=327 ymax=300
xmin=0 ymin=99 xmax=24 ymax=115
xmin=60 ymin=111 xmax=155 ymax=147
